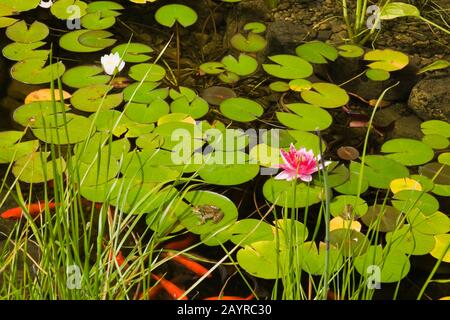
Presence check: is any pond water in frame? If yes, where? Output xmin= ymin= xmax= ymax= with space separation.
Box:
xmin=0 ymin=0 xmax=449 ymax=300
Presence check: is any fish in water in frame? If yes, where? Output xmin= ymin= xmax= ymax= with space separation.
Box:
xmin=1 ymin=201 xmax=57 ymax=220
xmin=192 ymin=205 xmax=224 ymax=225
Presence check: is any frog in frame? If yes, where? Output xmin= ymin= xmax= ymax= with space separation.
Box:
xmin=192 ymin=204 xmax=224 ymax=225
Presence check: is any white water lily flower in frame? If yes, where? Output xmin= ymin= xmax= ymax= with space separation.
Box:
xmin=39 ymin=0 xmax=53 ymax=8
xmin=101 ymin=52 xmax=125 ymax=76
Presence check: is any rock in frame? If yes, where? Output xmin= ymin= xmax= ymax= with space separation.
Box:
xmin=391 ymin=115 xmax=423 ymax=140
xmin=266 ymin=21 xmax=309 ymax=54
xmin=408 ymin=74 xmax=450 ymax=122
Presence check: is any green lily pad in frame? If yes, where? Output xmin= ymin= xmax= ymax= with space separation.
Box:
xmin=78 ymin=30 xmax=116 ymax=48
xmin=206 ymin=128 xmax=249 ymax=152
xmin=301 ymin=83 xmax=349 ymax=108
xmin=2 ymin=42 xmax=49 ymax=61
xmin=237 ymin=240 xmax=282 ymax=279
xmin=226 ymin=219 xmax=274 ymax=246
xmin=0 ymin=131 xmax=25 ymax=145
xmin=0 ymin=0 xmax=40 ymax=12
xmin=438 ymin=153 xmax=450 ymax=166
xmin=263 ymin=178 xmax=324 ymax=208
xmin=0 ymin=17 xmax=19 ymax=28
xmin=51 ymin=0 xmax=88 ymax=19
xmin=81 ymin=12 xmax=116 ymax=30
xmin=71 ymin=84 xmax=123 ymax=112
xmin=31 ymin=114 xmax=94 ymax=145
xmin=392 ymin=190 xmax=439 ymax=215
xmin=136 ymin=133 xmax=165 ymax=150
xmin=287 ymin=130 xmax=326 ymax=156
xmin=421 ymin=120 xmax=450 ymax=138
xmin=86 ymin=1 xmax=124 ymax=13
xmin=419 ymin=162 xmax=450 ymax=185
xmin=154 ymin=4 xmax=198 ymax=28
xmin=62 ymin=65 xmax=111 ymax=88
xmin=129 ymin=63 xmax=166 ymax=82
xmin=407 ymin=210 xmax=450 ymax=235
xmin=329 ymin=229 xmax=369 ymax=257
xmin=125 ymin=99 xmax=170 ymax=124
xmin=430 ymin=234 xmax=450 ymax=262
xmin=418 ymin=60 xmax=450 ymax=75
xmin=169 ymin=87 xmax=196 ymax=102
xmin=221 ymin=54 xmax=258 ymax=76
xmin=276 ymin=103 xmax=332 ymax=131
xmin=243 ymin=22 xmax=266 ymax=34
xmin=313 ymin=162 xmax=350 ymax=188
xmin=111 ymin=43 xmax=153 ymax=63
xmin=219 ymin=72 xmax=240 ymax=84
xmin=170 ymin=96 xmax=209 ymax=119
xmin=199 ymin=62 xmax=225 ymax=75
xmin=89 ymin=110 xmax=140 ymax=137
xmin=337 ymin=45 xmax=365 ymax=58
xmin=13 ymin=101 xmax=71 ymax=127
xmin=380 ymin=2 xmax=420 ymax=19
xmin=295 ymin=41 xmax=338 ymax=64
xmin=249 ymin=143 xmax=282 ymax=168
xmin=364 ymin=49 xmax=409 ymax=72
xmin=11 ymin=59 xmax=65 ymax=85
xmin=288 ymin=79 xmax=312 ymax=92
xmin=110 ymin=178 xmax=161 ymax=214
xmin=0 ymin=140 xmax=40 ymax=164
xmin=422 ymin=134 xmax=449 ymax=150
xmin=263 ymin=55 xmax=313 ymax=79
xmin=354 ymin=245 xmax=410 ymax=283
xmin=333 ymin=161 xmax=369 ymax=195
xmin=330 ymin=195 xmax=368 ymax=219
xmin=275 ymin=219 xmax=309 ymax=247
xmin=60 ymin=30 xmax=108 ymax=53
xmin=230 ymin=33 xmax=267 ymax=53
xmin=177 ymin=190 xmax=238 ymax=241
xmin=299 ymin=241 xmax=343 ymax=276
xmin=361 ymin=205 xmax=404 ymax=232
xmin=366 ymin=68 xmax=391 ymax=81
xmin=219 ymin=97 xmax=264 ymax=122
xmin=381 ymin=138 xmax=434 ymax=166
xmin=152 ymin=121 xmax=203 ymax=150
xmin=12 ymin=151 xmax=66 ymax=183
xmin=269 ymin=81 xmax=290 ymax=92
xmin=6 ymin=20 xmax=49 ymax=43
xmin=123 ymin=82 xmax=167 ymax=104
xmin=386 ymin=225 xmax=435 ymax=255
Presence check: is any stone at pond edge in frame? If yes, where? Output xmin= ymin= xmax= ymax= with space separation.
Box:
xmin=265 ymin=21 xmax=309 ymax=54
xmin=408 ymin=74 xmax=450 ymax=122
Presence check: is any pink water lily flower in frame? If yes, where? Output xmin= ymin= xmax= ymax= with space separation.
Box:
xmin=275 ymin=144 xmax=329 ymax=182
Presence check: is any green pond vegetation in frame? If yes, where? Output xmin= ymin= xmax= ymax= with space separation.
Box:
xmin=0 ymin=0 xmax=449 ymax=300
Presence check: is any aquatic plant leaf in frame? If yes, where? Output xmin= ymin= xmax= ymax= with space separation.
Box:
xmin=152 ymin=121 xmax=203 ymax=150
xmin=337 ymin=45 xmax=364 ymax=58
xmin=269 ymin=81 xmax=289 ymax=92
xmin=360 ymin=205 xmax=404 ymax=232
xmin=2 ymin=42 xmax=49 ymax=61
xmin=249 ymin=143 xmax=282 ymax=168
xmin=87 ymin=1 xmax=124 ymax=12
xmin=199 ymin=151 xmax=260 ymax=185
xmin=112 ymin=43 xmax=153 ymax=63
xmin=430 ymin=234 xmax=450 ymax=263
xmin=407 ymin=210 xmax=450 ymax=235
xmin=0 ymin=131 xmax=25 ymax=145
xmin=366 ymin=68 xmax=390 ymax=81
xmin=125 ymin=99 xmax=170 ymax=124
xmin=51 ymin=0 xmax=88 ymax=20
xmin=81 ymin=12 xmax=116 ymax=30
xmin=218 ymin=71 xmax=240 ymax=84
xmin=421 ymin=120 xmax=450 ymax=138
xmin=330 ymin=195 xmax=368 ymax=219
xmin=221 ymin=54 xmax=258 ymax=76
xmin=0 ymin=140 xmax=40 ymax=164
xmin=12 ymin=151 xmax=66 ymax=183
xmin=313 ymin=162 xmax=350 ymax=188
xmin=417 ymin=60 xmax=450 ymax=74
xmin=31 ymin=114 xmax=94 ymax=144
xmin=78 ymin=150 xmax=120 ymax=186
xmin=299 ymin=241 xmax=343 ymax=276
xmin=109 ymin=178 xmax=161 ymax=213
xmin=386 ymin=225 xmax=435 ymax=255
xmin=0 ymin=17 xmax=18 ymax=28
xmin=276 ymin=103 xmax=332 ymax=131
xmin=71 ymin=84 xmax=123 ymax=112
xmin=422 ymin=134 xmax=449 ymax=150
xmin=438 ymin=153 xmax=450 ymax=166
xmin=390 ymin=178 xmax=422 ymax=194
xmin=354 ymin=245 xmax=410 ymax=283
xmin=288 ymin=79 xmax=312 ymax=91
xmin=364 ymin=49 xmax=409 ymax=72
xmin=6 ymin=20 xmax=49 ymax=43
xmin=243 ymin=22 xmax=266 ymax=33
xmin=287 ymin=130 xmax=326 ymax=155
xmin=60 ymin=30 xmax=107 ymax=53
xmin=226 ymin=219 xmax=274 ymax=246
xmin=381 ymin=138 xmax=434 ymax=166
xmin=237 ymin=240 xmax=282 ymax=279
xmin=355 ymin=155 xmax=409 ymax=189
xmin=169 ymin=86 xmax=196 ymax=102
xmin=13 ymin=101 xmax=71 ymax=127
xmin=329 ymin=229 xmax=369 ymax=257
xmin=300 ymin=83 xmax=349 ymax=108
xmin=178 ymin=190 xmax=238 ymax=239
xmin=123 ymin=82 xmax=167 ymax=103
xmin=333 ymin=161 xmax=369 ymax=195
xmin=263 ymin=178 xmax=323 ymax=208
xmin=154 ymin=4 xmax=198 ymax=28
xmin=62 ymin=65 xmax=111 ymax=88
xmin=219 ymin=97 xmax=263 ymax=122
xmin=78 ymin=30 xmax=116 ymax=48
xmin=199 ymin=62 xmax=225 ymax=75
xmin=136 ymin=133 xmax=165 ymax=150
xmin=0 ymin=0 xmax=40 ymax=11
xmin=170 ymin=96 xmax=209 ymax=119
xmin=11 ymin=59 xmax=65 ymax=85
xmin=230 ymin=33 xmax=267 ymax=53
xmin=129 ymin=63 xmax=166 ymax=82
xmin=295 ymin=41 xmax=338 ymax=64
xmin=263 ymin=55 xmax=312 ymax=79
xmin=380 ymin=2 xmax=420 ymax=19
xmin=392 ymin=190 xmax=439 ymax=215
xmin=206 ymin=128 xmax=249 ymax=152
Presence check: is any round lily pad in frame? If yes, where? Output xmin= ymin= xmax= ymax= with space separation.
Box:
xmin=330 ymin=195 xmax=368 ymax=219
xmin=219 ymin=97 xmax=264 ymax=122
xmin=263 ymin=178 xmax=324 ymax=208
xmin=295 ymin=41 xmax=338 ymax=64
xmin=206 ymin=128 xmax=249 ymax=152
xmin=288 ymin=79 xmax=312 ymax=91
xmin=355 ymin=155 xmax=409 ymax=189
xmin=360 ymin=205 xmax=404 ymax=232
xmin=221 ymin=54 xmax=258 ymax=76
xmin=243 ymin=22 xmax=266 ymax=33
xmin=154 ymin=4 xmax=198 ymax=28
xmin=81 ymin=12 xmax=116 ymax=30
xmin=269 ymin=81 xmax=290 ymax=92
xmin=287 ymin=130 xmax=326 ymax=156
xmin=13 ymin=101 xmax=71 ymax=127
xmin=111 ymin=43 xmax=153 ymax=63
xmin=71 ymin=84 xmax=123 ymax=112
xmin=62 ymin=65 xmax=111 ymax=88
xmin=263 ymin=55 xmax=313 ymax=79
xmin=392 ymin=190 xmax=439 ymax=215
xmin=170 ymin=96 xmax=209 ymax=119
xmin=364 ymin=49 xmax=409 ymax=72
xmin=60 ymin=30 xmax=107 ymax=53
xmin=237 ymin=240 xmax=282 ymax=279
xmin=11 ymin=59 xmax=65 ymax=85
xmin=366 ymin=68 xmax=391 ymax=81
xmin=386 ymin=225 xmax=436 ymax=255
xmin=2 ymin=42 xmax=49 ymax=61
xmin=329 ymin=229 xmax=369 ymax=257
xmin=125 ymin=99 xmax=170 ymax=124
xmin=337 ymin=45 xmax=365 ymax=58
xmin=199 ymin=62 xmax=225 ymax=75
xmin=421 ymin=120 xmax=450 ymax=138
xmin=51 ymin=0 xmax=88 ymax=20
xmin=78 ymin=30 xmax=116 ymax=49
xmin=422 ymin=134 xmax=449 ymax=150
xmin=333 ymin=161 xmax=369 ymax=195
xmin=301 ymin=83 xmax=349 ymax=108
xmin=218 ymin=72 xmax=240 ymax=84
xmin=381 ymin=138 xmax=434 ymax=166
xmin=430 ymin=234 xmax=450 ymax=263
xmin=12 ymin=152 xmax=66 ymax=183
xmin=169 ymin=87 xmax=196 ymax=102
xmin=299 ymin=241 xmax=343 ymax=276
xmin=6 ymin=20 xmax=49 ymax=43
xmin=123 ymin=82 xmax=167 ymax=104
xmin=128 ymin=63 xmax=166 ymax=82
xmin=407 ymin=210 xmax=450 ymax=235
xmin=230 ymin=33 xmax=267 ymax=53
xmin=276 ymin=103 xmax=332 ymax=131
